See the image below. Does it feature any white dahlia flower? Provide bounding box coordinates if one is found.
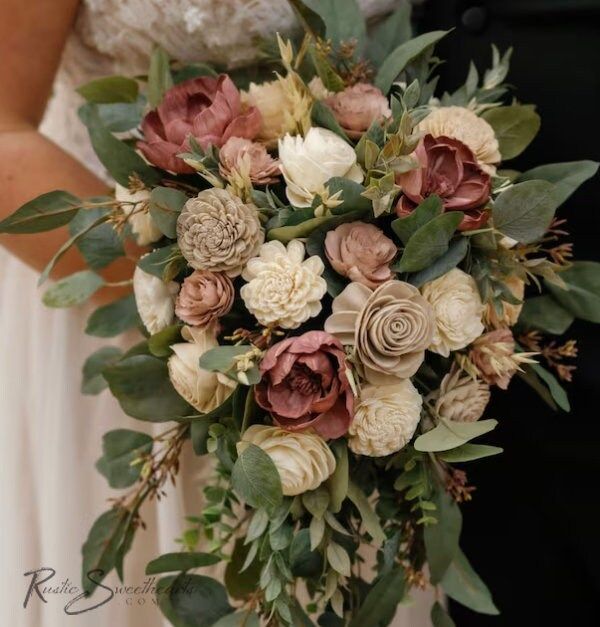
[133,263,179,335]
[115,183,163,246]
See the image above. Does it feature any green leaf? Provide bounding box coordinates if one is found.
[212,612,260,627]
[224,538,262,600]
[424,489,462,583]
[149,186,188,239]
[441,549,499,615]
[79,98,146,133]
[198,345,252,377]
[104,354,192,421]
[148,324,184,357]
[168,573,233,627]
[302,486,330,519]
[310,100,350,141]
[529,363,570,412]
[367,3,412,66]
[327,440,348,513]
[348,567,406,627]
[391,195,443,245]
[85,293,141,337]
[482,104,541,160]
[517,160,599,207]
[96,429,153,489]
[0,190,80,234]
[395,212,464,273]
[137,244,180,278]
[69,206,124,270]
[232,443,283,513]
[303,0,366,53]
[408,237,469,288]
[326,177,372,214]
[156,576,190,627]
[492,179,557,244]
[148,47,174,108]
[517,368,558,412]
[326,542,351,577]
[290,529,323,577]
[375,30,449,94]
[146,552,221,575]
[431,602,456,627]
[346,481,385,545]
[438,444,503,463]
[545,261,600,324]
[308,44,345,93]
[77,76,139,104]
[43,270,104,308]
[518,294,574,335]
[414,419,498,452]
[288,0,326,38]
[81,104,161,187]
[81,346,123,395]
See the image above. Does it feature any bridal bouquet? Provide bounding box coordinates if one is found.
[2,1,598,625]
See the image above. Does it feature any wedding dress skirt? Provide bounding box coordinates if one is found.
[0,1,434,625]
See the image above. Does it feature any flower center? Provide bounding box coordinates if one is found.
[288,364,321,395]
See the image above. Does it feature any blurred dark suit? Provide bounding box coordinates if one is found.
[415,1,600,624]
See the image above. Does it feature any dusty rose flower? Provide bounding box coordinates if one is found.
[175,270,234,329]
[325,84,391,139]
[138,75,262,174]
[325,221,396,289]
[218,137,280,185]
[469,328,520,390]
[255,331,354,440]
[396,134,491,231]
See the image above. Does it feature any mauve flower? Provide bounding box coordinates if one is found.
[325,83,391,139]
[255,331,354,440]
[219,137,280,185]
[175,270,234,329]
[396,134,491,231]
[138,75,262,174]
[325,221,397,289]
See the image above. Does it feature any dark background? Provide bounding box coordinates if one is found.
[414,1,600,624]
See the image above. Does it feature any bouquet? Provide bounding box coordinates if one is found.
[2,1,598,625]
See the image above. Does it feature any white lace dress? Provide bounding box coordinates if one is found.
[0,1,434,625]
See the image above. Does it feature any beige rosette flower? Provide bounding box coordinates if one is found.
[133,264,179,334]
[115,183,162,246]
[241,240,327,329]
[175,270,234,328]
[434,368,490,422]
[484,275,525,328]
[238,425,336,496]
[279,127,363,207]
[325,281,435,383]
[325,221,397,289]
[218,137,280,186]
[176,188,264,277]
[349,381,422,457]
[420,268,485,357]
[416,106,501,174]
[168,326,236,413]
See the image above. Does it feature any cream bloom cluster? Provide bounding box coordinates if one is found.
[279,127,363,207]
[241,240,327,329]
[133,264,179,334]
[115,183,162,246]
[435,368,490,422]
[420,268,485,357]
[349,381,422,457]
[167,327,236,413]
[238,425,336,496]
[416,106,501,174]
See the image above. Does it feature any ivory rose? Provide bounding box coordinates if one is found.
[325,281,435,383]
[278,127,363,207]
[175,270,234,329]
[138,75,262,173]
[133,264,179,335]
[115,184,162,246]
[435,368,490,422]
[396,134,491,231]
[420,268,485,357]
[254,331,354,440]
[218,137,280,185]
[349,381,422,457]
[238,425,336,496]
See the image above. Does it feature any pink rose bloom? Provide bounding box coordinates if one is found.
[219,137,280,185]
[175,270,234,328]
[138,75,262,174]
[325,83,391,139]
[325,221,396,289]
[396,134,491,231]
[469,328,517,390]
[255,331,354,439]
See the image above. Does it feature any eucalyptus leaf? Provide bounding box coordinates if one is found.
[483,104,541,160]
[348,567,406,627]
[225,538,262,599]
[43,270,105,308]
[438,444,503,463]
[148,47,174,108]
[391,195,443,245]
[326,177,372,214]
[302,486,330,519]
[347,482,385,545]
[149,187,188,239]
[77,76,139,104]
[424,489,462,583]
[302,0,366,53]
[86,293,141,337]
[79,98,145,133]
[545,261,600,324]
[198,345,252,377]
[212,612,259,627]
[69,206,124,270]
[414,419,498,452]
[0,190,80,234]
[169,573,233,627]
[408,237,469,288]
[326,542,351,577]
[310,100,350,141]
[517,294,574,335]
[529,363,570,412]
[81,346,123,395]
[327,440,348,513]
[367,3,412,66]
[146,552,221,575]
[290,529,323,577]
[148,324,184,357]
[431,602,456,627]
[138,244,180,279]
[288,0,326,38]
[96,429,153,489]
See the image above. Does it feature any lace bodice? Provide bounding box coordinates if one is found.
[41,0,398,177]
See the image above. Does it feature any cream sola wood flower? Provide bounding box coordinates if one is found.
[238,425,336,496]
[115,183,162,246]
[133,263,179,334]
[240,240,327,329]
[434,367,491,422]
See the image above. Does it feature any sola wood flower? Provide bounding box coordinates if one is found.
[238,425,336,496]
[396,134,491,231]
[168,326,236,413]
[435,368,490,422]
[177,188,263,277]
[420,268,485,357]
[115,184,162,246]
[325,281,435,383]
[349,381,422,457]
[324,221,397,289]
[240,240,327,329]
[133,263,179,335]
[255,331,354,440]
[218,137,280,185]
[138,75,262,174]
[175,270,234,329]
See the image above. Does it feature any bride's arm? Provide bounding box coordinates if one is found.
[0,0,133,289]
